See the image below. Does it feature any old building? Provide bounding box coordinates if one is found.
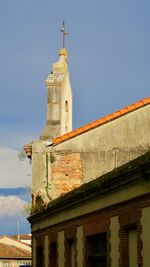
[25,96,150,202]
[24,45,150,267]
[28,151,150,267]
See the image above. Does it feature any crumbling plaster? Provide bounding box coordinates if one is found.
[31,104,150,200]
[52,105,150,181]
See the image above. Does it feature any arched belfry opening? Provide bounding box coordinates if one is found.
[65,100,68,112]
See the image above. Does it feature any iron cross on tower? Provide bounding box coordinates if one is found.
[61,21,68,48]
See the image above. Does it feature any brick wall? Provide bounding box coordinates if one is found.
[33,194,150,267]
[52,152,84,197]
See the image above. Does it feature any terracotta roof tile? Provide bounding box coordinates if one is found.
[0,243,31,259]
[53,96,150,145]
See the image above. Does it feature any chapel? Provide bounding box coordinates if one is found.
[24,31,150,267]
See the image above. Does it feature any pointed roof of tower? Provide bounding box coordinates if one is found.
[45,48,68,86]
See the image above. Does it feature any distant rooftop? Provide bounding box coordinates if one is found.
[0,243,31,259]
[11,234,31,241]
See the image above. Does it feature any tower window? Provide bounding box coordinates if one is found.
[65,101,68,112]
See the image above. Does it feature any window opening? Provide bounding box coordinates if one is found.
[65,101,68,112]
[66,239,75,267]
[49,242,57,267]
[87,233,107,267]
[36,245,43,267]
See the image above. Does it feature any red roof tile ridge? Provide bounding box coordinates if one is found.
[53,96,150,145]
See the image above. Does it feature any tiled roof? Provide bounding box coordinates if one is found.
[0,243,31,259]
[53,96,150,145]
[0,235,31,252]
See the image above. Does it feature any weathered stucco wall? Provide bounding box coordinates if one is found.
[32,141,47,197]
[55,105,150,151]
[60,71,72,134]
[40,48,72,140]
[31,178,150,232]
[110,216,120,267]
[30,152,150,267]
[32,104,150,199]
[53,105,150,182]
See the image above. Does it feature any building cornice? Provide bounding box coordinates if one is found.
[28,151,150,224]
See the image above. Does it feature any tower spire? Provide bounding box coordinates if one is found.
[60,21,68,48]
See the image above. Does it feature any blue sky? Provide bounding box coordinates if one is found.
[0,0,150,235]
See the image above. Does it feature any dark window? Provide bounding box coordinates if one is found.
[66,239,75,267]
[36,245,43,267]
[87,233,107,267]
[49,242,57,267]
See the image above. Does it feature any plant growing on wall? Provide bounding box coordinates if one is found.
[44,181,52,201]
[50,152,55,163]
[44,181,51,194]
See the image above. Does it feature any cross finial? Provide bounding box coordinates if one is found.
[60,21,68,48]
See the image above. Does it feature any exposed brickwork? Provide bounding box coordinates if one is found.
[52,152,84,197]
[33,194,150,267]
[118,197,150,267]
[119,227,128,267]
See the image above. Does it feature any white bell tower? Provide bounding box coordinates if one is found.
[40,47,72,140]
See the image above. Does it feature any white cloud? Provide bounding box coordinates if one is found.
[0,147,31,188]
[0,196,27,217]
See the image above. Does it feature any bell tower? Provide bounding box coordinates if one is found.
[24,23,73,204]
[40,47,72,140]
